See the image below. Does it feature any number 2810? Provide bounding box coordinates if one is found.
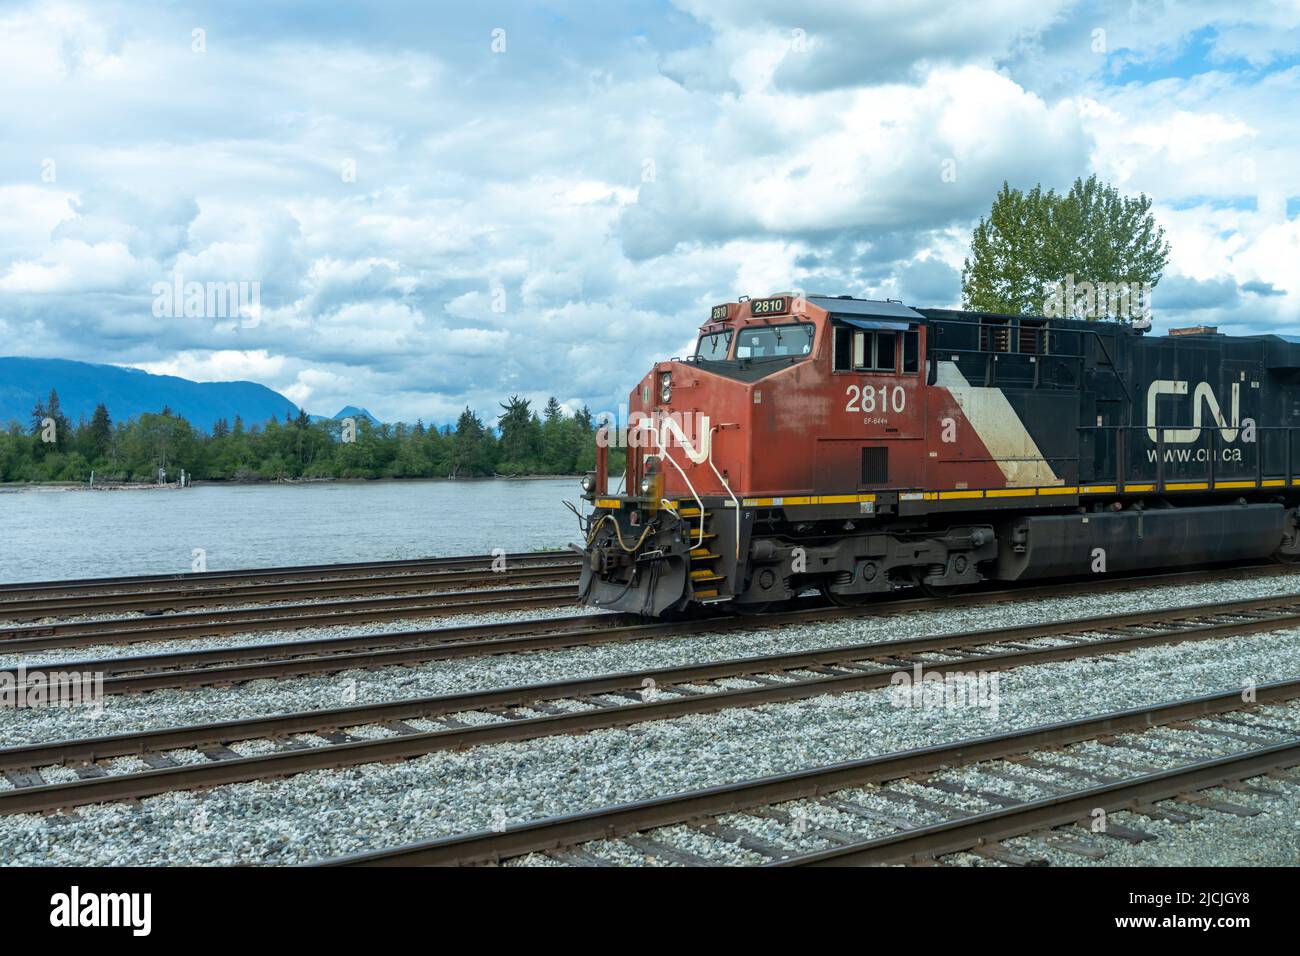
[846,384,905,414]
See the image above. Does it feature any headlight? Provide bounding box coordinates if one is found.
[581,475,594,493]
[640,476,654,496]
[660,372,672,403]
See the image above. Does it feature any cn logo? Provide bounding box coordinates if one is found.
[1146,380,1240,443]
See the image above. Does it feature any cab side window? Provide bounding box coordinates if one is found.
[902,330,919,372]
[833,325,920,373]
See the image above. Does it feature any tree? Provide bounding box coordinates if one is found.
[30,387,70,452]
[451,408,489,477]
[3,393,608,483]
[961,175,1171,320]
[497,395,537,470]
[86,403,113,461]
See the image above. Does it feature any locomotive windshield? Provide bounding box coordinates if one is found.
[734,322,815,360]
[695,329,732,361]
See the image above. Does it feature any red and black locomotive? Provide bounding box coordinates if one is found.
[577,294,1300,616]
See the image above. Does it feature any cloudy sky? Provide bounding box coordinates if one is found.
[2,0,1298,424]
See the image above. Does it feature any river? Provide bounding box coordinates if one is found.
[0,479,588,583]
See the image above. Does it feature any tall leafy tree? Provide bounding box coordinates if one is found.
[961,175,1171,320]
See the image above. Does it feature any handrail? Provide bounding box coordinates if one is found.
[638,419,706,551]
[1078,423,1300,493]
[705,424,742,560]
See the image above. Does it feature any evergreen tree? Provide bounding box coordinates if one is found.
[87,403,113,460]
[452,407,488,477]
[497,395,535,467]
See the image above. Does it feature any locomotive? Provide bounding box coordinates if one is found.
[576,293,1300,616]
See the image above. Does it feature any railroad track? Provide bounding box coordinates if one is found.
[0,549,576,601]
[3,560,1293,657]
[9,570,1300,697]
[5,591,1300,815]
[0,561,580,621]
[0,583,583,650]
[318,680,1300,866]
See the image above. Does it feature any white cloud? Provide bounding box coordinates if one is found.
[0,0,1297,422]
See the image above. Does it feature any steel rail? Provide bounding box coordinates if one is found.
[0,565,579,620]
[5,564,1294,660]
[318,678,1300,866]
[0,549,576,599]
[2,560,1289,651]
[783,741,1300,866]
[13,588,1300,697]
[5,599,1300,814]
[0,584,583,651]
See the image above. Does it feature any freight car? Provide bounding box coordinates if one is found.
[576,294,1300,616]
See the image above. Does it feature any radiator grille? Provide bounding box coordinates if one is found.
[861,446,888,485]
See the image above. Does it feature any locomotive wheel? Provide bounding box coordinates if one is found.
[910,567,967,599]
[1275,549,1300,565]
[726,601,775,616]
[819,583,876,608]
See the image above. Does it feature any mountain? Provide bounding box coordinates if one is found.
[333,405,380,426]
[0,356,299,431]
[307,406,380,426]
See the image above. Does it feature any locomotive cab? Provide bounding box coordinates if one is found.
[577,293,956,615]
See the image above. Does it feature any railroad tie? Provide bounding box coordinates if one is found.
[691,821,793,860]
[1175,723,1280,746]
[1128,803,1201,824]
[1038,833,1107,860]
[545,847,616,867]
[382,721,424,736]
[920,778,1023,808]
[973,765,1075,795]
[619,834,712,867]
[1093,820,1158,843]
[815,796,917,831]
[1212,714,1300,736]
[1172,792,1259,817]
[869,785,974,819]
[748,807,862,846]
[1222,779,1287,797]
[1010,758,1124,786]
[3,769,45,789]
[199,745,243,761]
[968,842,1048,867]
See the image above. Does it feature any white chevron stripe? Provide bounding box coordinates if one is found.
[936,361,1061,487]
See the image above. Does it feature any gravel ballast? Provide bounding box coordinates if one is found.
[4,606,1300,865]
[5,573,1300,749]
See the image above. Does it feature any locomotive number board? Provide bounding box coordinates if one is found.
[710,304,729,321]
[749,296,788,316]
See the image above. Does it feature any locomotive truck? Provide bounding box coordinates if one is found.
[576,293,1300,616]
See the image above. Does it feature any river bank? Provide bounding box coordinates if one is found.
[0,473,587,493]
